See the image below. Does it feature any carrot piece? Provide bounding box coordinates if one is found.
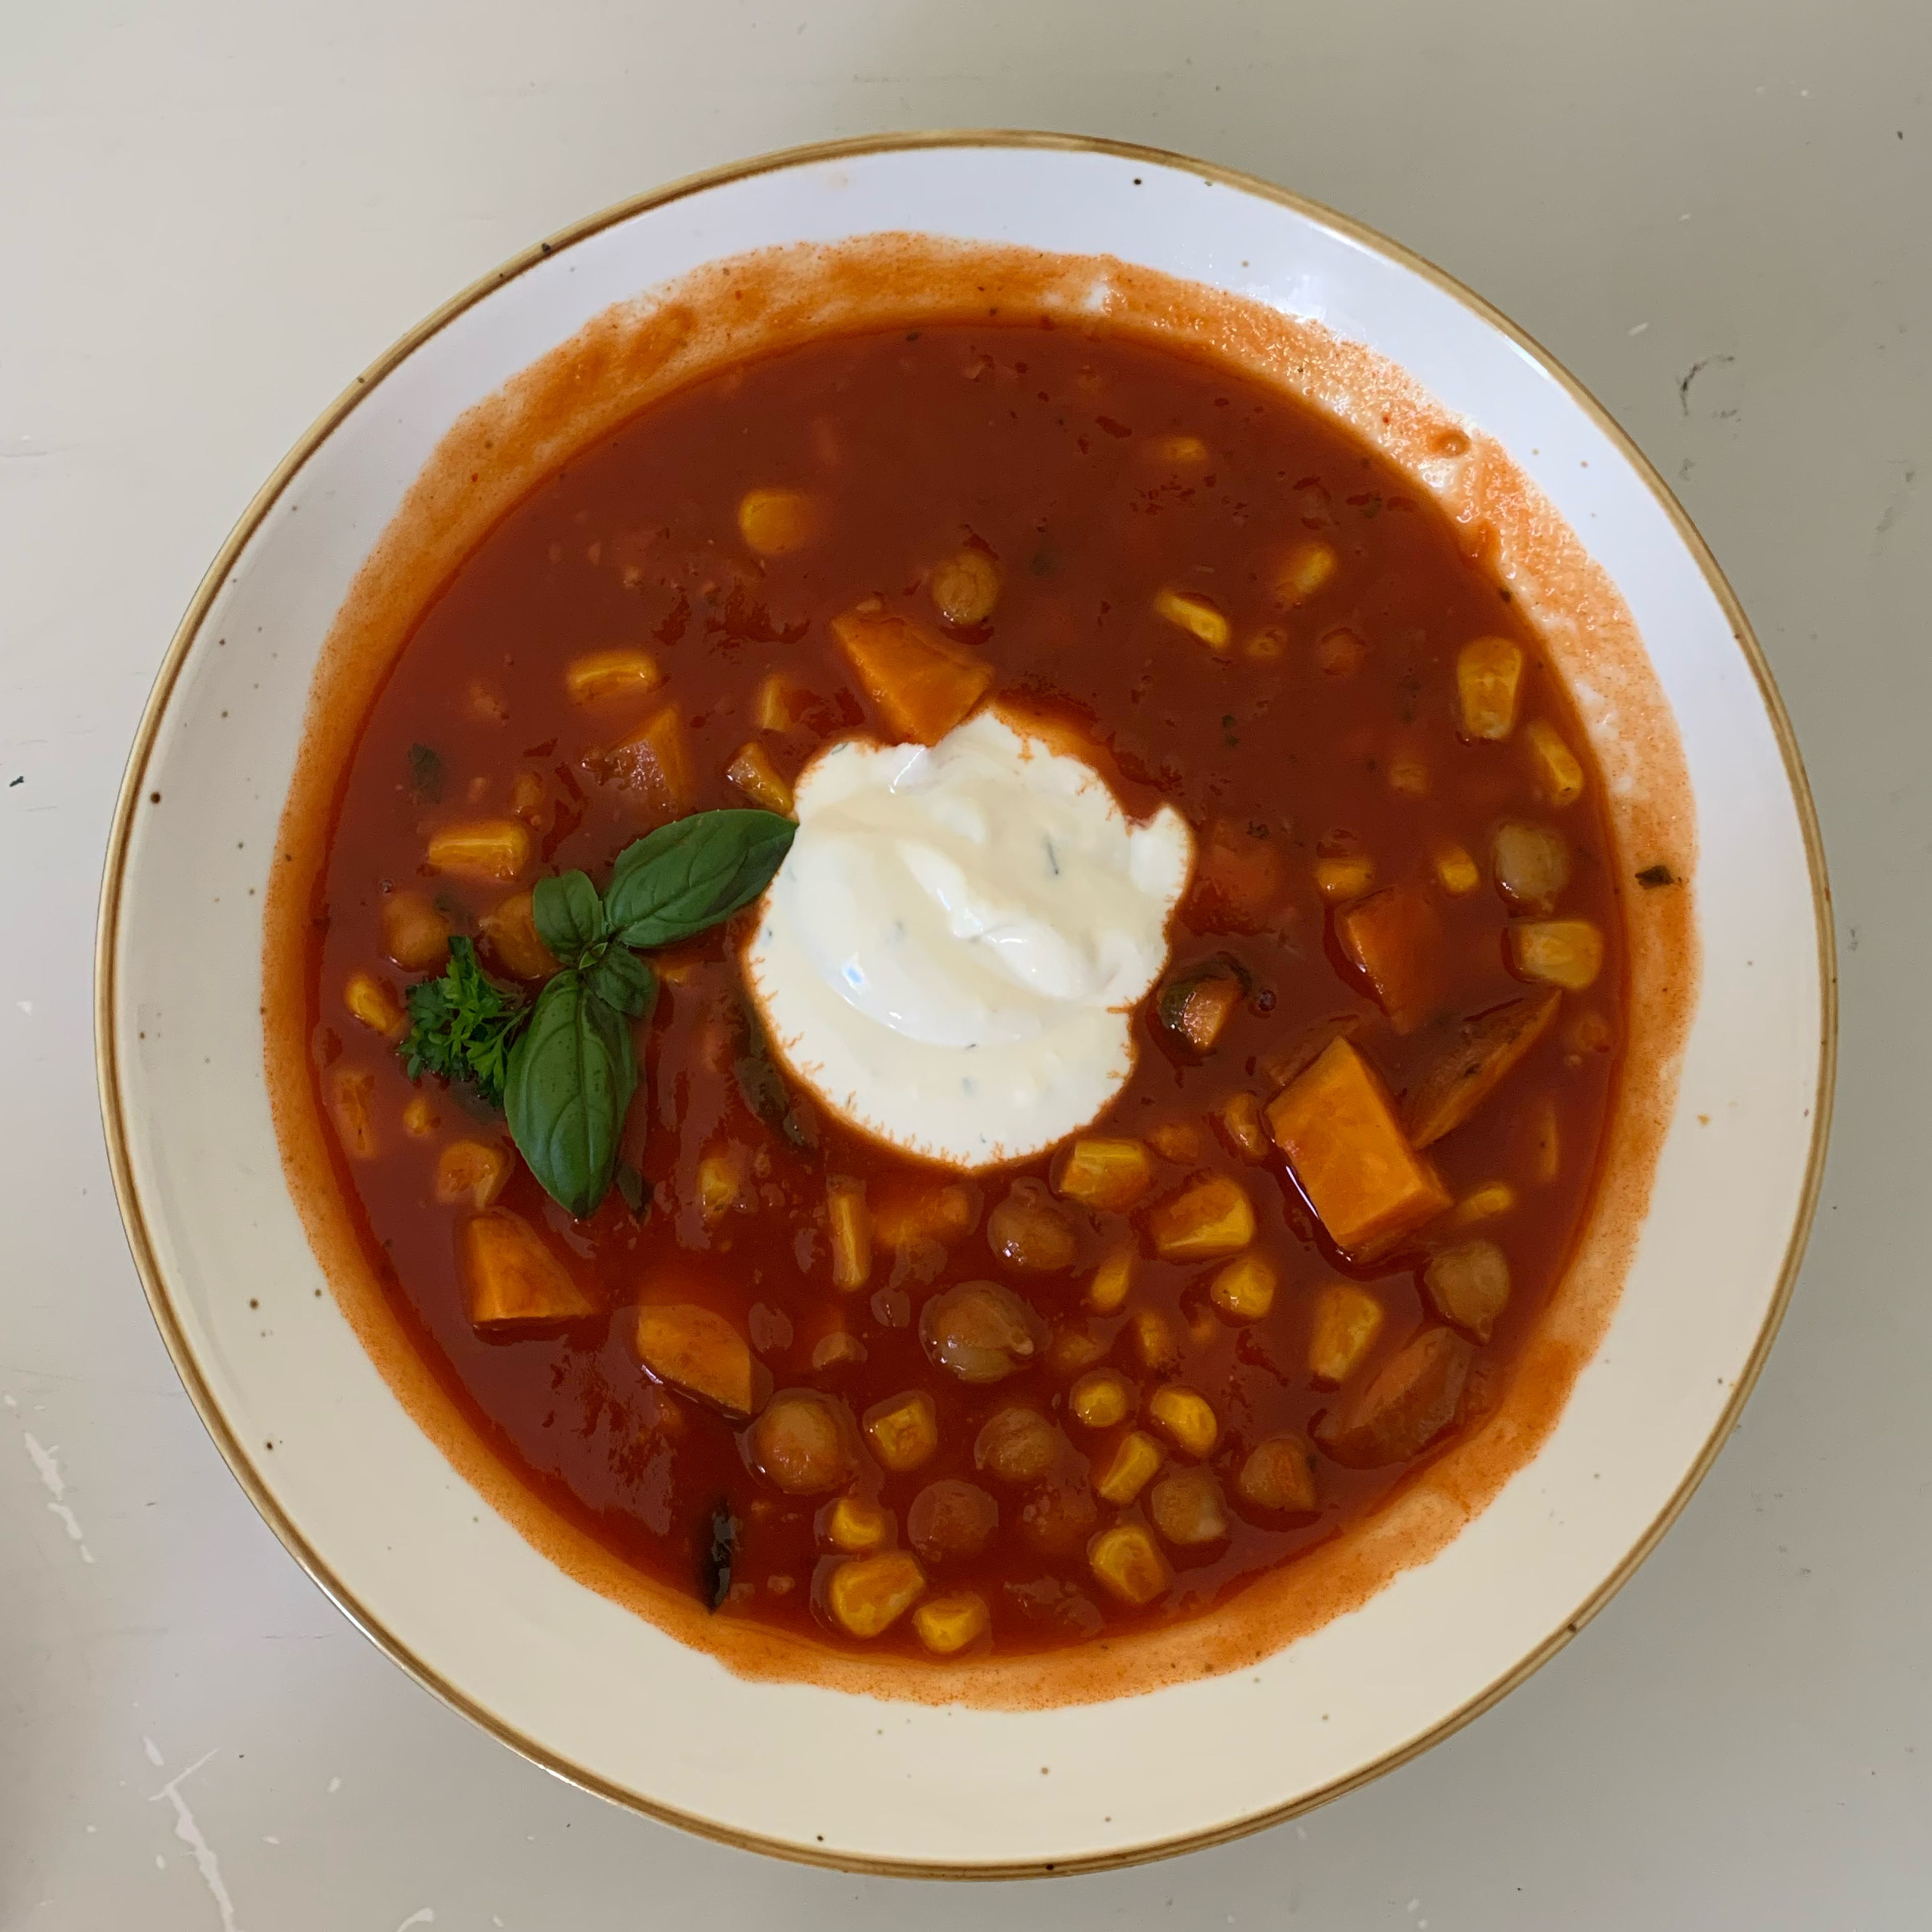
[1265,1037,1451,1255]
[1402,992,1561,1149]
[1335,883,1445,1034]
[830,608,993,745]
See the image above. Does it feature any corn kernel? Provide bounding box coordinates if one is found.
[1128,1307,1180,1373]
[1149,1176,1256,1261]
[825,1550,924,1638]
[1308,1282,1385,1386]
[824,1493,891,1554]
[1146,1119,1209,1165]
[508,768,545,824]
[1069,1370,1136,1429]
[1153,587,1231,652]
[1146,432,1210,467]
[565,648,663,706]
[1055,1136,1156,1212]
[1209,1253,1277,1323]
[329,1068,378,1160]
[344,970,405,1039]
[737,486,826,557]
[1147,1385,1219,1458]
[1433,842,1481,897]
[1093,1430,1165,1505]
[1510,918,1604,990]
[1088,1523,1171,1606]
[754,673,813,732]
[1449,1182,1517,1229]
[865,1391,938,1472]
[425,819,530,883]
[401,1093,440,1138]
[698,1150,749,1222]
[1218,1092,1270,1163]
[1316,626,1366,678]
[1315,854,1377,902]
[382,891,451,972]
[1526,719,1586,806]
[727,741,794,816]
[1244,624,1289,663]
[435,1139,510,1210]
[1388,753,1430,798]
[1458,636,1524,740]
[1086,1249,1135,1315]
[1046,1325,1108,1377]
[914,1591,990,1655]
[827,1176,871,1290]
[1275,539,1339,605]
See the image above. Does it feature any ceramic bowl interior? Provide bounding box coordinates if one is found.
[98,134,1830,1875]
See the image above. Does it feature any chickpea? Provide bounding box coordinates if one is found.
[749,1391,853,1496]
[986,1178,1079,1274]
[920,1279,1041,1384]
[974,1406,1061,1486]
[908,1480,999,1564]
[929,544,1001,626]
[1149,1467,1231,1547]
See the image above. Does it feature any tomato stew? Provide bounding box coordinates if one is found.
[307,321,1625,1657]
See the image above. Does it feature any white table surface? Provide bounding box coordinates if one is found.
[4,2,1924,1924]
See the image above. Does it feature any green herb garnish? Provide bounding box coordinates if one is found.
[399,936,527,1107]
[395,808,796,1218]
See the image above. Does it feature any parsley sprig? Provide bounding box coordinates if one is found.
[398,936,527,1108]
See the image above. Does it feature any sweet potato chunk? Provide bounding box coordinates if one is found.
[1315,1326,1473,1468]
[634,1302,759,1416]
[1267,1038,1451,1255]
[464,1209,597,1333]
[1403,992,1561,1149]
[831,608,993,745]
[1335,883,1445,1034]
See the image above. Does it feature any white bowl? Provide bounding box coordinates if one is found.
[97,133,1833,1875]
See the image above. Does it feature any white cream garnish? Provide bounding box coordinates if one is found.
[743,710,1193,1167]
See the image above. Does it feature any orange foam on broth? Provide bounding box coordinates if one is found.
[264,234,1697,1710]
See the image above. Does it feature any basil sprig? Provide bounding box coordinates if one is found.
[397,807,795,1219]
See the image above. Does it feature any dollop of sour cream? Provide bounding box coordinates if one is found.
[743,710,1194,1167]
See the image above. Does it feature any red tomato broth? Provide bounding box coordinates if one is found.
[307,319,1625,1657]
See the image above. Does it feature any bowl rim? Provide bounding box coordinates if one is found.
[93,127,1837,1878]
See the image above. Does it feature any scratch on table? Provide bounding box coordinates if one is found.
[148,1746,243,1932]
[393,1912,436,1931]
[22,1428,94,1561]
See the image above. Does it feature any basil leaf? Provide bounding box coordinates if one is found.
[587,943,658,1019]
[504,971,636,1218]
[533,869,606,965]
[604,810,796,949]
